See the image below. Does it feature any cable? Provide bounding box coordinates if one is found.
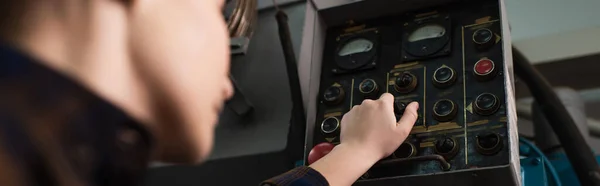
[275,7,307,167]
[520,138,562,186]
[513,47,600,186]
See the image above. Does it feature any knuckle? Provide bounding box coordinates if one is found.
[361,99,375,105]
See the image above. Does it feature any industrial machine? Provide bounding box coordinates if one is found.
[298,0,519,185]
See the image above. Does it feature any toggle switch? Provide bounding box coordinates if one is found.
[394,72,418,93]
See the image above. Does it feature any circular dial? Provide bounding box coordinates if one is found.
[335,38,377,71]
[476,133,503,155]
[474,93,500,116]
[338,38,374,56]
[408,24,446,42]
[323,86,345,105]
[359,79,379,97]
[433,66,457,88]
[472,28,495,50]
[321,117,340,134]
[433,99,458,122]
[394,142,417,158]
[394,72,418,93]
[435,137,459,159]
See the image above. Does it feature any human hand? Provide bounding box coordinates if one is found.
[339,93,419,162]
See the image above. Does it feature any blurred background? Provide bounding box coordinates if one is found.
[145,0,600,185]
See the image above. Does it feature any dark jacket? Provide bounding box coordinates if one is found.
[0,45,327,186]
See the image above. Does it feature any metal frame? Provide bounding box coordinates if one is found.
[297,0,521,185]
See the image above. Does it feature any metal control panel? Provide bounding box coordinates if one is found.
[301,0,520,185]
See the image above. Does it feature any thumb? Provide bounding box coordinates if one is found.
[396,102,419,135]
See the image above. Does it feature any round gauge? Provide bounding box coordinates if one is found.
[338,38,374,56]
[408,24,446,42]
[403,23,450,57]
[335,37,377,71]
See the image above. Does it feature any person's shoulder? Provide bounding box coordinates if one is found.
[0,44,154,186]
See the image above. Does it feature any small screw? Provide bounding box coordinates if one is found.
[371,62,376,66]
[421,46,428,51]
[403,56,408,59]
[332,69,338,73]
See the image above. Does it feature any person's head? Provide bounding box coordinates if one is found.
[0,0,233,163]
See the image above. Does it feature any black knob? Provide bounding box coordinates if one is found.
[321,117,340,134]
[394,100,407,115]
[394,142,417,158]
[394,100,408,122]
[473,28,495,50]
[433,66,457,88]
[433,99,458,122]
[474,93,500,116]
[435,137,459,159]
[323,85,345,105]
[359,79,379,98]
[476,133,503,155]
[394,72,418,93]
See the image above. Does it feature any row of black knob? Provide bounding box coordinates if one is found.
[392,133,503,159]
[323,59,497,106]
[393,93,500,122]
[323,94,499,131]
[323,93,499,133]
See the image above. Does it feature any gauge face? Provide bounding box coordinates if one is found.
[408,24,446,42]
[335,36,377,71]
[338,38,374,56]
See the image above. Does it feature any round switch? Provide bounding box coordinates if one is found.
[473,59,497,81]
[433,66,457,88]
[435,137,459,159]
[433,99,458,122]
[476,133,503,155]
[308,142,335,165]
[474,93,500,116]
[323,85,345,105]
[394,100,407,115]
[359,79,379,97]
[321,117,340,134]
[473,28,495,50]
[394,72,418,93]
[394,142,417,159]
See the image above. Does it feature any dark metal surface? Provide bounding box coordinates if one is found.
[304,0,519,184]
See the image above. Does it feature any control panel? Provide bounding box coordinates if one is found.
[304,1,516,183]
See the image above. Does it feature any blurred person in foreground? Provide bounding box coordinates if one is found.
[0,0,419,185]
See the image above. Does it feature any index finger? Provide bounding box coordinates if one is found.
[396,102,419,134]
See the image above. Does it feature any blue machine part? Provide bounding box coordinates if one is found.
[520,138,600,186]
[520,138,561,186]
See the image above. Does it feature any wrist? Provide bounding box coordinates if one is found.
[333,143,381,166]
